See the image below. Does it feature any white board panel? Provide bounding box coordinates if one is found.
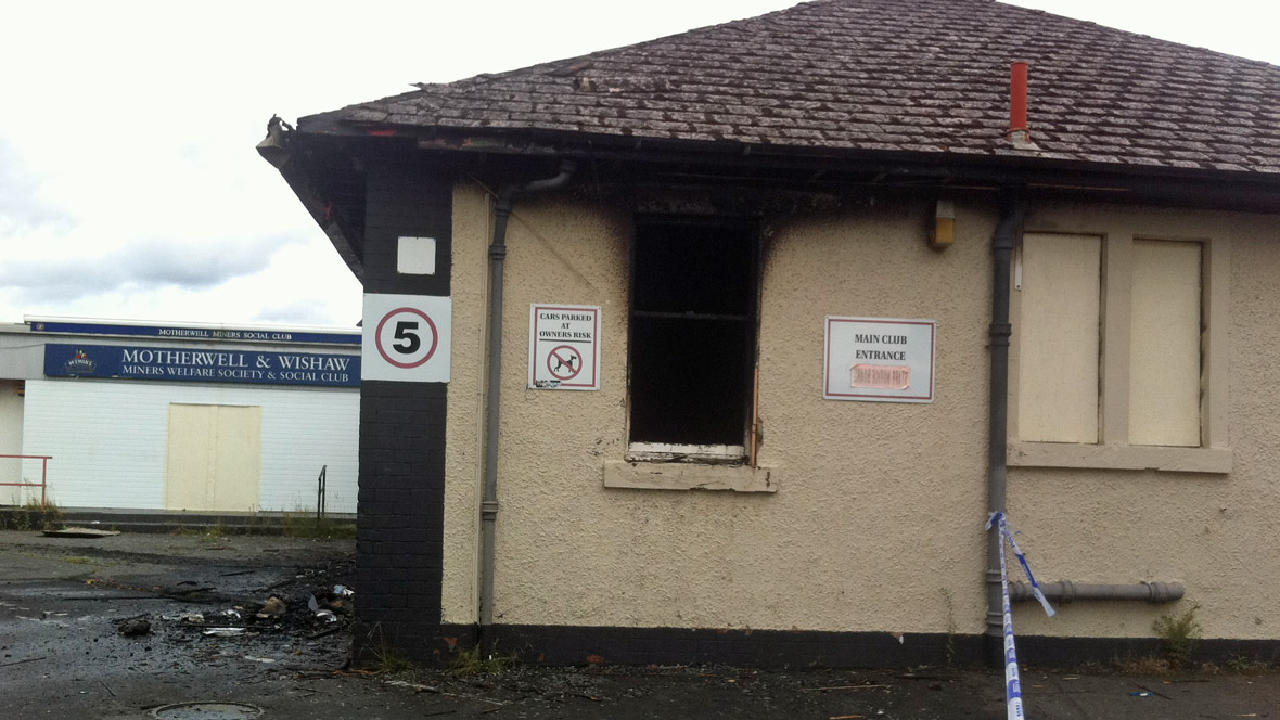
[21,380,358,512]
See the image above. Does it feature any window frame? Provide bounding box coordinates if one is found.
[1008,219,1230,474]
[623,214,763,464]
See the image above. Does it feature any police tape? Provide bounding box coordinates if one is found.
[986,512,1055,720]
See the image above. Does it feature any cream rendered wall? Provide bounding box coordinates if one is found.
[442,183,491,623]
[444,185,994,634]
[444,188,1280,642]
[749,199,993,634]
[1011,204,1280,642]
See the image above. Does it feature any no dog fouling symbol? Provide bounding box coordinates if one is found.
[547,345,582,380]
[527,304,599,390]
[374,307,438,369]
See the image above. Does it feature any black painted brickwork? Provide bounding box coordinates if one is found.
[356,161,451,636]
[362,162,451,297]
[355,623,979,669]
[488,626,981,669]
[361,622,1280,669]
[356,381,447,624]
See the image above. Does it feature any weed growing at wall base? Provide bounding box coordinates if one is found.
[940,587,958,667]
[1154,604,1202,669]
[282,511,357,539]
[0,500,64,531]
[448,645,517,676]
[359,622,419,675]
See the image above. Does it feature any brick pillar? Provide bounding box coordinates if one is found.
[354,163,458,658]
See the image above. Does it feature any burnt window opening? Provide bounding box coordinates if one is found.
[628,218,758,450]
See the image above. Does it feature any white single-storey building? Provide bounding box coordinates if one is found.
[0,318,360,514]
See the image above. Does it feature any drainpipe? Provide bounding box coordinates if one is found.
[986,187,1024,667]
[479,160,577,636]
[1011,581,1184,604]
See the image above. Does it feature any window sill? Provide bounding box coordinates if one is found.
[625,442,745,463]
[1008,441,1232,474]
[602,460,778,492]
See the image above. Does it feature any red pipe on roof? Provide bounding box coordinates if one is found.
[1010,62,1028,137]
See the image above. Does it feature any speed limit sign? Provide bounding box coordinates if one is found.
[362,293,451,382]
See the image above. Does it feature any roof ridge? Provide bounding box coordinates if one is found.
[406,0,1279,93]
[408,1,812,93]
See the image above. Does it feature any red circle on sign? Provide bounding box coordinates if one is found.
[374,307,438,369]
[546,345,583,380]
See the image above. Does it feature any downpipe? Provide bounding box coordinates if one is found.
[478,160,576,638]
[986,187,1024,667]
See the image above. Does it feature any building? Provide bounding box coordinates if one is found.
[259,0,1280,666]
[0,318,360,515]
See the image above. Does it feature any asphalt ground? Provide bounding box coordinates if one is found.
[1,529,1276,719]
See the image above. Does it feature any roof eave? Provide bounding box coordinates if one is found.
[300,115,1280,187]
[267,120,1280,273]
[406,124,1280,213]
[257,122,366,281]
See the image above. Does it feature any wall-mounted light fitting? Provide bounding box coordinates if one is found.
[930,199,956,249]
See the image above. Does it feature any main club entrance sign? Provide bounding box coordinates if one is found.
[362,293,452,382]
[528,304,600,390]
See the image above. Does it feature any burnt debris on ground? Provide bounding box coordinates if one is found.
[97,561,357,654]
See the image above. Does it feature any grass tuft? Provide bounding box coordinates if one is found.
[1153,604,1202,669]
[0,500,64,531]
[448,645,517,676]
[282,512,357,539]
[371,649,417,674]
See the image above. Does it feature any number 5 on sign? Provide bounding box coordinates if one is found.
[362,293,451,382]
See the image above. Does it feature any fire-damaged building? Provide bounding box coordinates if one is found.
[258,0,1280,666]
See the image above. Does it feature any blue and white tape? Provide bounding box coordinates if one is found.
[986,512,1055,720]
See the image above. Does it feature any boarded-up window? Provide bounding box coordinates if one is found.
[1128,241,1202,447]
[1018,233,1101,443]
[165,403,262,511]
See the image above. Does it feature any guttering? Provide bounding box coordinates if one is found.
[479,160,577,635]
[986,187,1024,667]
[409,130,1280,214]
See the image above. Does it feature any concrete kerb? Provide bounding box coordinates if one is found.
[0,506,357,535]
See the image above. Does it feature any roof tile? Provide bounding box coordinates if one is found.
[306,0,1280,175]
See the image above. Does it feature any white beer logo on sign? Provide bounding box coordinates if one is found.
[362,293,451,383]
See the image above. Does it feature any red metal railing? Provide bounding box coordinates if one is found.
[0,454,51,506]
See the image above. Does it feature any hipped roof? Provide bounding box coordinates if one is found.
[301,0,1280,176]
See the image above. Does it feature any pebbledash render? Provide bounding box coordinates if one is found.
[259,0,1280,666]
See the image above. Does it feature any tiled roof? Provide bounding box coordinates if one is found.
[307,0,1280,175]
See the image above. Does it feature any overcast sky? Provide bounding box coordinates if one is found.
[2,0,1276,329]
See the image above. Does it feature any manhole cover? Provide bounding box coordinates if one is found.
[150,703,262,720]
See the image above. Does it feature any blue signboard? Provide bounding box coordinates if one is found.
[29,320,360,345]
[44,344,360,388]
